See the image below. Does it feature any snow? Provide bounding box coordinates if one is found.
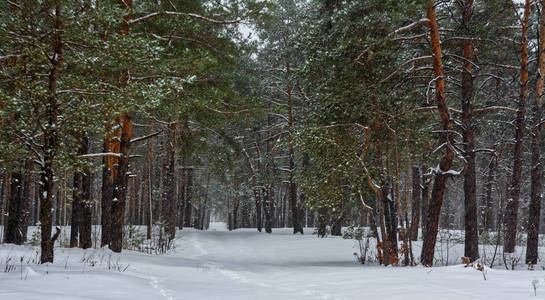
[0,223,544,299]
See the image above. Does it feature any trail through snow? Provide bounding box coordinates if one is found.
[0,223,543,299]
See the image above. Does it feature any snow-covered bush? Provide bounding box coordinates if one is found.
[343,225,371,264]
[123,224,147,252]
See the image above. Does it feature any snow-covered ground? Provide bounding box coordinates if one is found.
[0,223,543,299]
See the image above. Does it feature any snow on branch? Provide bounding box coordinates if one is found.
[358,192,373,211]
[473,106,517,114]
[355,18,429,63]
[128,9,260,26]
[389,18,430,37]
[380,56,432,84]
[79,152,121,159]
[130,130,162,144]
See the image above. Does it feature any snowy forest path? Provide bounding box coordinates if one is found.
[1,224,543,299]
[180,226,342,299]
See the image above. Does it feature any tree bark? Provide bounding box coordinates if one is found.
[70,168,82,247]
[145,121,154,239]
[421,0,455,267]
[40,0,63,263]
[100,123,115,247]
[5,172,24,244]
[165,122,178,239]
[459,0,479,263]
[286,59,303,235]
[482,154,496,232]
[410,165,421,241]
[109,114,133,252]
[263,186,272,233]
[183,168,193,227]
[421,166,430,238]
[317,207,327,238]
[21,160,32,241]
[504,0,530,254]
[526,0,545,265]
[254,187,262,232]
[80,136,92,249]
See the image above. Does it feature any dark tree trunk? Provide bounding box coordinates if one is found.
[254,187,262,232]
[5,172,24,244]
[80,137,92,249]
[421,1,455,267]
[109,114,132,253]
[100,131,113,247]
[80,171,92,249]
[459,0,479,263]
[376,183,388,265]
[482,155,496,232]
[526,0,544,265]
[264,186,272,233]
[40,1,62,263]
[331,212,343,236]
[0,173,6,239]
[145,122,154,239]
[183,168,193,227]
[129,176,136,227]
[421,166,430,238]
[504,0,530,254]
[165,122,178,240]
[21,160,32,241]
[317,207,327,237]
[181,168,187,227]
[232,200,239,230]
[386,185,398,258]
[410,166,421,241]
[270,184,276,229]
[289,181,303,234]
[286,58,303,235]
[0,174,7,240]
[70,169,82,248]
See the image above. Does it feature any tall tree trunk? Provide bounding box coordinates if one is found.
[165,122,178,239]
[183,168,193,227]
[286,59,303,235]
[70,168,82,247]
[482,154,496,232]
[21,160,31,242]
[387,185,398,259]
[80,136,92,249]
[410,166,421,241]
[40,0,63,263]
[181,168,186,227]
[5,172,24,244]
[421,0,455,267]
[101,120,120,247]
[254,187,262,232]
[263,187,272,233]
[101,122,117,247]
[109,114,133,253]
[526,0,545,265]
[145,122,154,239]
[269,183,276,229]
[459,0,479,263]
[317,207,327,238]
[199,171,210,230]
[504,0,530,255]
[232,168,238,230]
[0,173,8,241]
[421,166,430,238]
